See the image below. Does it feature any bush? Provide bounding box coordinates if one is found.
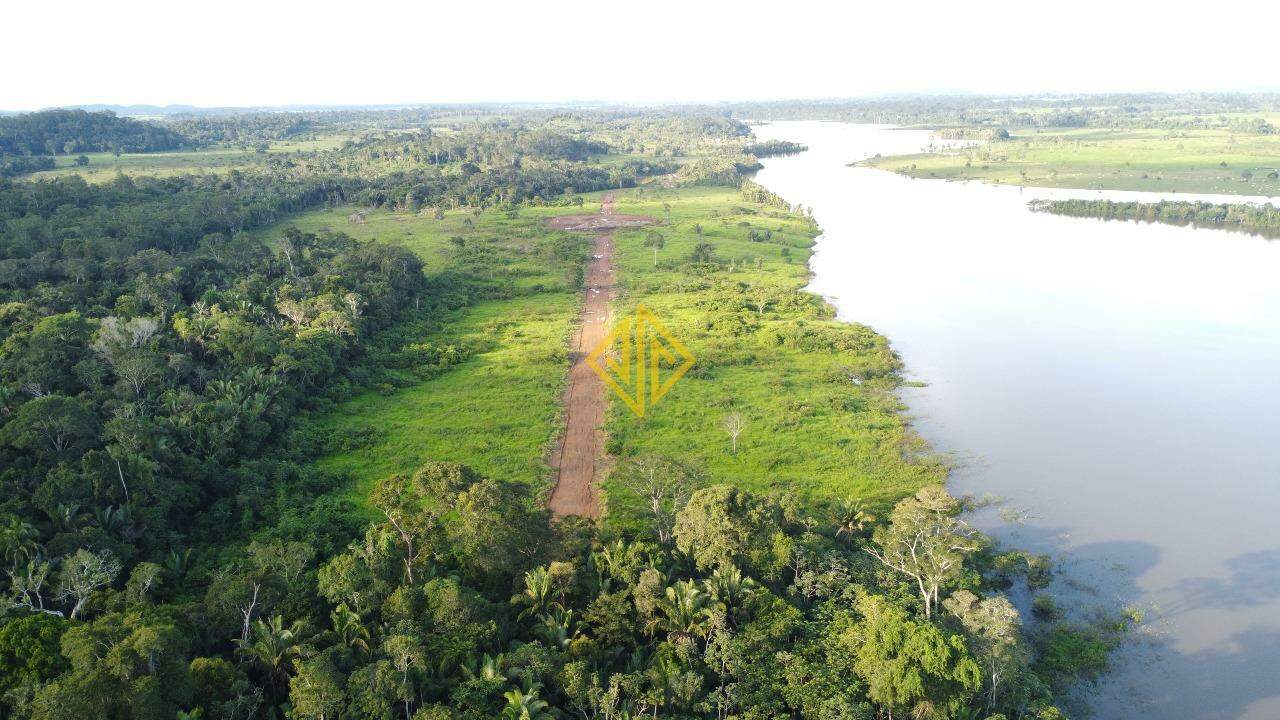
[1031,594,1061,621]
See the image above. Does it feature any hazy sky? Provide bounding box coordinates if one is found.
[6,0,1279,110]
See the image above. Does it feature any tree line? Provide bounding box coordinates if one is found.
[0,110,190,157]
[1030,198,1280,237]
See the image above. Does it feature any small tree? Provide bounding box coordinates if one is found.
[125,562,164,605]
[943,589,1027,711]
[369,474,434,585]
[847,593,982,717]
[7,559,55,615]
[236,615,308,700]
[721,413,746,455]
[383,634,425,720]
[290,655,345,720]
[750,285,771,316]
[613,455,695,544]
[643,231,665,266]
[56,549,121,619]
[689,242,718,264]
[0,395,98,457]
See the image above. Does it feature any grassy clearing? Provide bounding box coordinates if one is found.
[864,126,1280,195]
[249,200,588,288]
[255,199,601,504]
[284,184,942,524]
[600,185,944,528]
[313,293,575,503]
[26,134,357,182]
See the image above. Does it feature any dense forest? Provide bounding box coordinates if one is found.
[0,108,1110,720]
[0,110,190,156]
[0,156,54,179]
[163,114,318,147]
[1030,198,1280,237]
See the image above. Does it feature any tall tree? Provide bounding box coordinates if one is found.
[866,487,983,619]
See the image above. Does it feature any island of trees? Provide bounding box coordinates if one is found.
[1030,198,1280,237]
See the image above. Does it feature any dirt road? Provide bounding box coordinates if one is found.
[546,195,653,517]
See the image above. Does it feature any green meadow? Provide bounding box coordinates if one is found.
[866,126,1280,195]
[283,184,942,523]
[265,200,594,503]
[600,186,944,527]
[312,292,575,503]
[27,134,357,182]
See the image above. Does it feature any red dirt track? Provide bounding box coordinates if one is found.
[546,195,655,518]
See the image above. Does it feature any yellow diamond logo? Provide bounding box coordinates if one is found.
[587,304,695,417]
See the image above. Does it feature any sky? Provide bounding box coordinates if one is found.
[5,0,1280,110]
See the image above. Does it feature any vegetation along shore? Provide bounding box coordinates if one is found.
[1030,198,1280,237]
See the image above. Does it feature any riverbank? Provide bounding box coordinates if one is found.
[861,125,1280,196]
[755,120,1280,719]
[599,184,942,522]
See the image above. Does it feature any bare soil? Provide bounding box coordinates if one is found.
[546,194,655,518]
[545,214,655,232]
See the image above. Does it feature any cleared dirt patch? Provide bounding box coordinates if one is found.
[547,195,655,518]
[546,214,655,232]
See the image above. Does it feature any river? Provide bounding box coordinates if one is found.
[752,122,1280,719]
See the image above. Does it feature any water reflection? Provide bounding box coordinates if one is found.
[752,122,1280,719]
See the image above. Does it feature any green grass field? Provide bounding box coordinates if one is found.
[249,201,588,288]
[27,134,357,183]
[261,199,594,504]
[600,186,944,527]
[280,183,941,526]
[865,126,1280,195]
[314,293,575,503]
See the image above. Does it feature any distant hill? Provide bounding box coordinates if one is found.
[0,108,191,155]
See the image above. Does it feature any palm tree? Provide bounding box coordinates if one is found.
[516,566,558,620]
[535,606,579,650]
[704,565,758,626]
[833,497,876,539]
[49,503,81,533]
[645,580,712,643]
[461,652,506,682]
[329,603,369,654]
[236,615,308,699]
[501,684,552,720]
[589,540,639,593]
[163,547,191,578]
[92,505,130,535]
[0,516,39,568]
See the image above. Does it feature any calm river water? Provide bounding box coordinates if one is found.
[752,122,1280,719]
